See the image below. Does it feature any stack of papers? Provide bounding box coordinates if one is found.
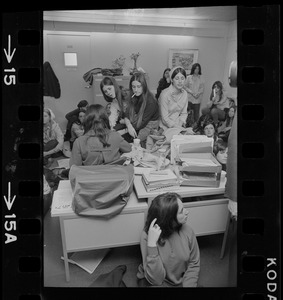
[142,169,179,192]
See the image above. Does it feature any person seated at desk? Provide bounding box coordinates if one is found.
[70,104,132,167]
[137,192,200,287]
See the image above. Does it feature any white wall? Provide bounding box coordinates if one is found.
[44,21,237,131]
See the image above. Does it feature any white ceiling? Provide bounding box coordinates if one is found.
[44,6,237,28]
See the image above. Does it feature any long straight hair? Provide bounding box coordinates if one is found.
[128,72,155,129]
[83,104,111,147]
[144,193,183,246]
[100,76,124,117]
[190,63,202,75]
[225,105,236,127]
[210,81,224,101]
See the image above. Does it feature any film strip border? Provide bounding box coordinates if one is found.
[1,6,280,300]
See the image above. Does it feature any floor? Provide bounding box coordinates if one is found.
[43,207,233,288]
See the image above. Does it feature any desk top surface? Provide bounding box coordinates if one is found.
[134,171,226,200]
[51,180,148,218]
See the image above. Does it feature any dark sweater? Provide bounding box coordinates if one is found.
[130,94,159,130]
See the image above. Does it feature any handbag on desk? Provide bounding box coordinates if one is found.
[69,164,134,218]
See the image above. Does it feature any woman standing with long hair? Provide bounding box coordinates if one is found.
[183,63,205,123]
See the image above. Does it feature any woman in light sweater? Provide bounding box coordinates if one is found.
[137,192,200,287]
[159,66,194,135]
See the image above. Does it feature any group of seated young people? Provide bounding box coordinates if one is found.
[43,64,236,179]
[43,64,237,287]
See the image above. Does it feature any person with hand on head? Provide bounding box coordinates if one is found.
[70,104,131,167]
[155,68,171,100]
[159,66,194,135]
[201,81,229,128]
[123,72,159,147]
[137,192,200,287]
[183,63,205,123]
[64,100,89,141]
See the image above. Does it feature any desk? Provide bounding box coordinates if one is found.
[51,180,148,282]
[134,171,229,237]
[51,172,228,281]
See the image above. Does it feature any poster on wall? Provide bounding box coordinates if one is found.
[168,49,199,74]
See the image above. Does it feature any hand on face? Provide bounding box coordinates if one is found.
[147,218,162,247]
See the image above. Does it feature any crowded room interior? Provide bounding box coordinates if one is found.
[43,6,238,288]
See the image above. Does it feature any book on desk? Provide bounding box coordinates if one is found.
[141,169,179,192]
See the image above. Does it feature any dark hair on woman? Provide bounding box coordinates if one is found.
[77,100,89,108]
[170,67,187,80]
[224,105,237,127]
[128,72,155,129]
[83,104,111,147]
[210,81,224,101]
[190,63,202,75]
[215,138,227,152]
[202,120,218,141]
[144,193,183,246]
[162,68,171,78]
[100,77,124,117]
